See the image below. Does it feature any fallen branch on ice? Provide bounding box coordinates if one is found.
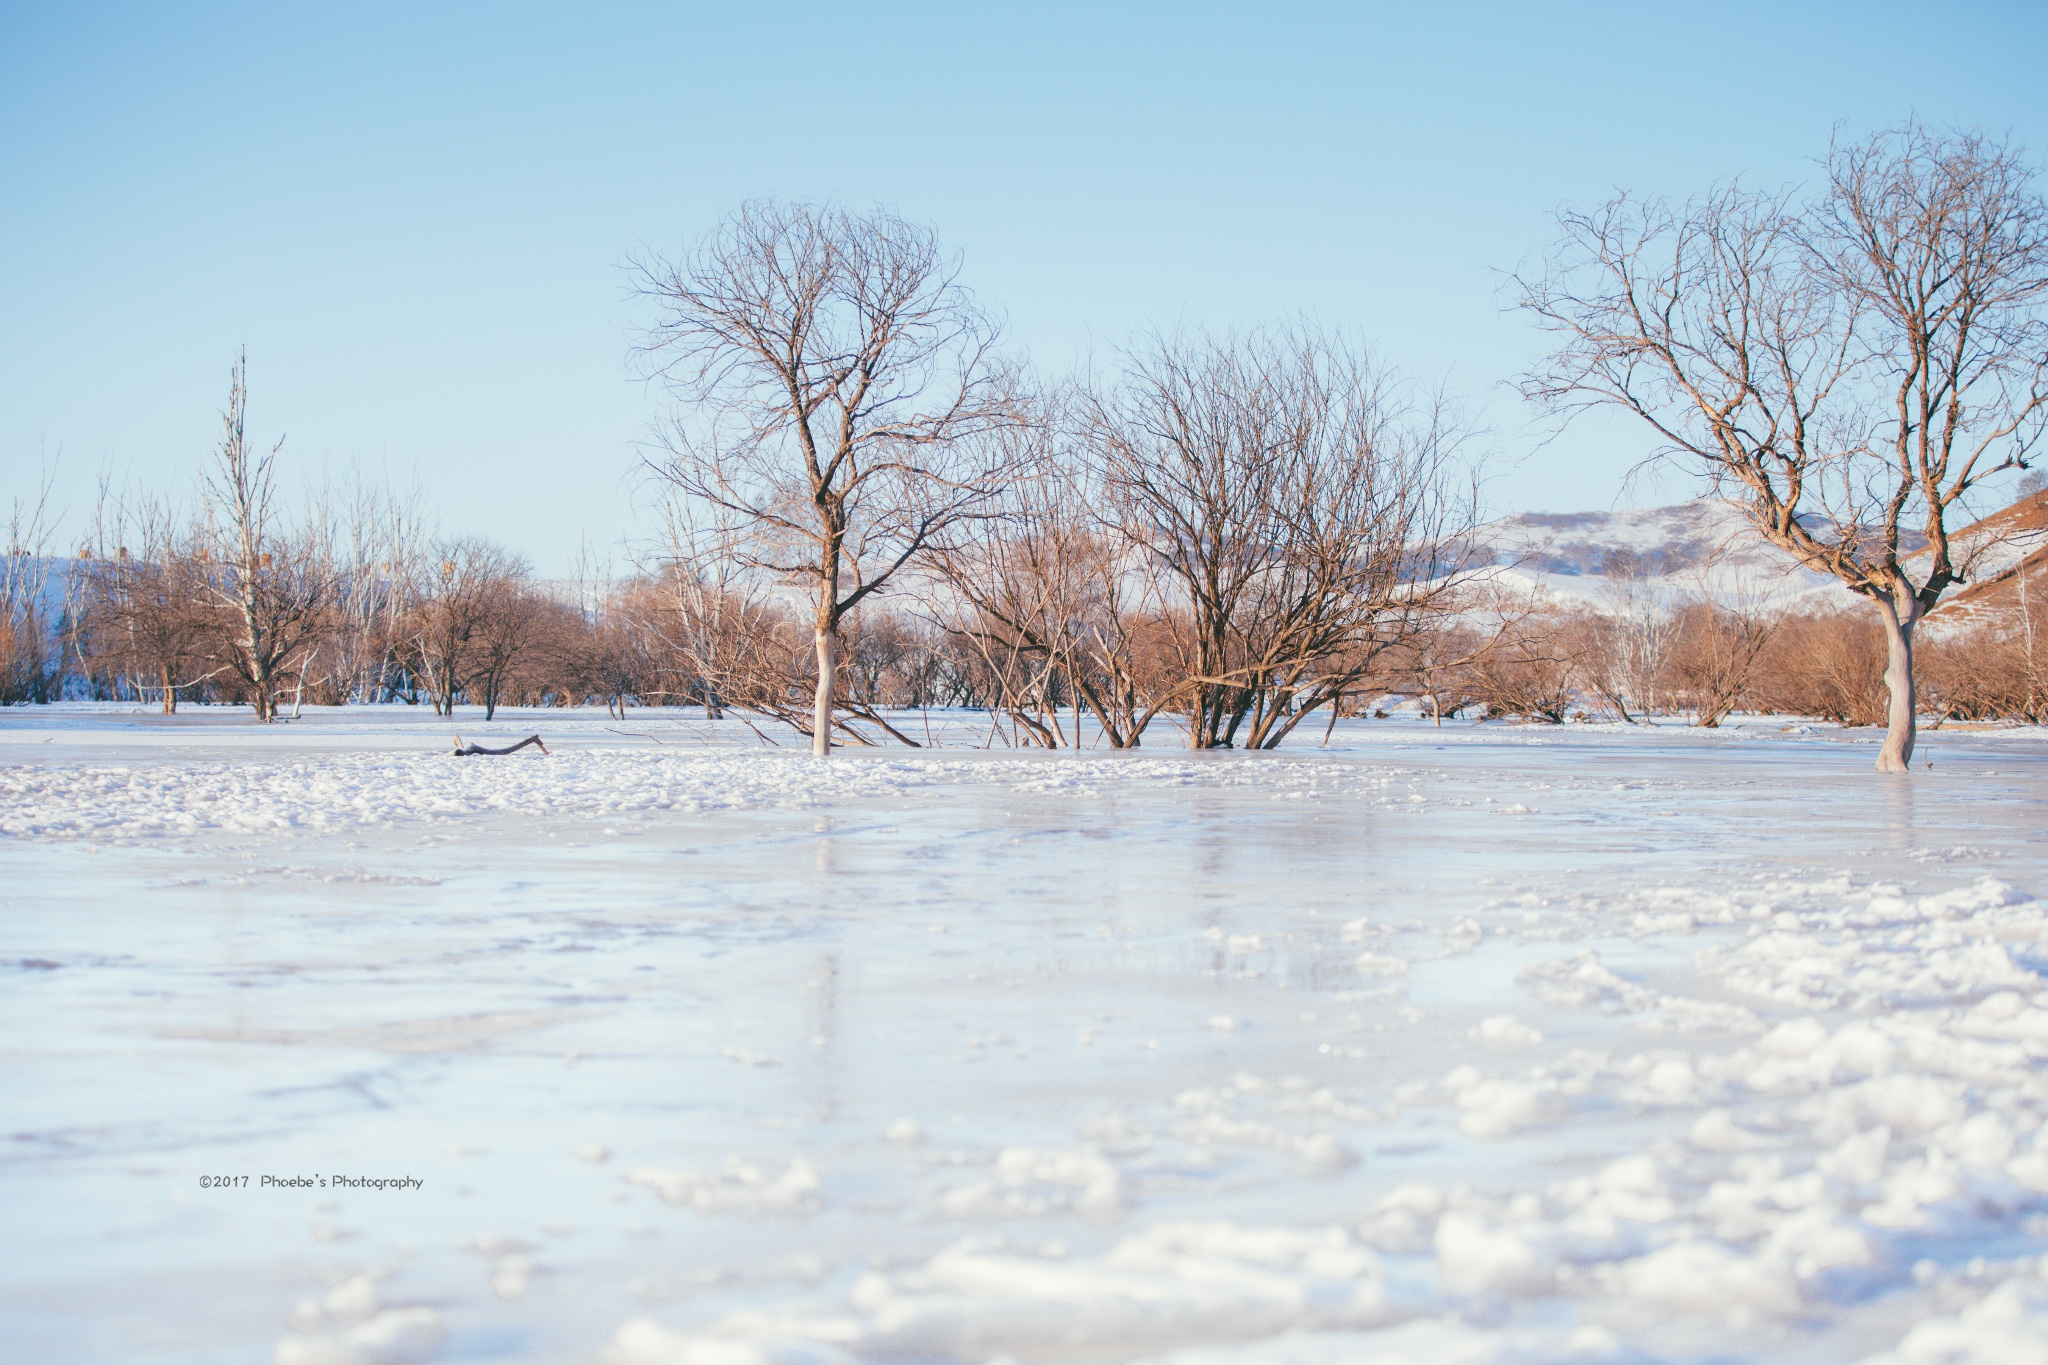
[451,734,548,757]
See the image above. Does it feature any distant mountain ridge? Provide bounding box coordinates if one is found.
[1468,499,1846,611]
[1464,496,2048,620]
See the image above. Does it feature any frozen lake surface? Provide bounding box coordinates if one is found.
[3,706,2047,1365]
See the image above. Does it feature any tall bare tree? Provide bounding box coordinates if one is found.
[1,468,62,705]
[635,200,1020,755]
[1592,550,1677,723]
[1519,122,2048,771]
[195,353,329,722]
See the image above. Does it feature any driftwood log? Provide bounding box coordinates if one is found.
[452,734,548,757]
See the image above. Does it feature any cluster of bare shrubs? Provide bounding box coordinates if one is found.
[1422,581,2046,728]
[1377,597,1772,727]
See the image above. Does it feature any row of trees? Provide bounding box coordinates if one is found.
[30,360,626,719]
[31,488,2048,734]
[7,121,2045,768]
[631,202,1485,753]
[1415,585,2047,729]
[645,325,1476,751]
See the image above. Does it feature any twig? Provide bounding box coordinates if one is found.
[604,726,664,744]
[731,712,780,747]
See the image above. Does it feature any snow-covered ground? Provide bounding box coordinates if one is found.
[3,704,2047,1365]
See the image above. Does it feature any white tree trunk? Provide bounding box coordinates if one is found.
[813,628,836,757]
[1874,591,1921,773]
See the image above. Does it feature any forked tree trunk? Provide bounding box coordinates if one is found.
[1873,590,1921,773]
[812,628,836,757]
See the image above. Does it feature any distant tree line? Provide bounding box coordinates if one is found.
[10,482,2042,733]
[1397,538,2047,728]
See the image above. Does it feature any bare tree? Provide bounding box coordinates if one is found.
[194,353,329,721]
[1669,595,1781,727]
[923,414,1178,748]
[1082,327,1474,748]
[462,577,547,721]
[634,199,1021,755]
[652,500,758,722]
[79,494,211,711]
[406,539,529,716]
[1465,608,1588,724]
[2,467,62,705]
[1394,614,1493,727]
[1519,121,2048,771]
[329,471,428,704]
[1593,549,1678,722]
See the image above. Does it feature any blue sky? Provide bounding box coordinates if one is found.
[4,2,2045,574]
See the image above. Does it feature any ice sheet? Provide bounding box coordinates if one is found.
[2,705,2046,1364]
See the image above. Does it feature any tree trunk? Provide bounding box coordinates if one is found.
[160,663,176,714]
[812,628,836,757]
[247,641,273,720]
[1874,590,1920,773]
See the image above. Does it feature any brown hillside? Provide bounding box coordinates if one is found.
[1924,490,2048,629]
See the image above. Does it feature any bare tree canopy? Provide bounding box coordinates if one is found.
[633,199,1022,755]
[921,406,1174,749]
[1082,326,1475,748]
[406,539,536,720]
[194,353,330,722]
[1,470,62,704]
[1518,120,2048,771]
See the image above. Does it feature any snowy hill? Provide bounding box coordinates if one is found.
[1465,492,2048,622]
[1466,499,1850,613]
[1919,490,2048,631]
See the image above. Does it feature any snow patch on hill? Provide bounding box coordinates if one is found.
[1469,500,1848,614]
